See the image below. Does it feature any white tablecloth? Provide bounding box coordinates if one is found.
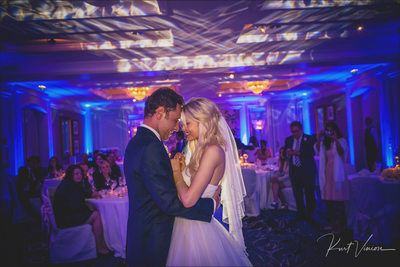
[242,166,277,211]
[86,195,129,258]
[347,173,400,246]
[255,169,275,210]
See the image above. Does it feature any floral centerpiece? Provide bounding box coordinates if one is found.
[380,156,400,181]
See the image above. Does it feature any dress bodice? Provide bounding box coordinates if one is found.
[182,169,218,198]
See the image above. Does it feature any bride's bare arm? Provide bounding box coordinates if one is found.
[172,145,224,208]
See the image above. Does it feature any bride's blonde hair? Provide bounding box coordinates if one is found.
[181,97,225,177]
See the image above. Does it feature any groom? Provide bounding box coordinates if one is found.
[124,88,218,267]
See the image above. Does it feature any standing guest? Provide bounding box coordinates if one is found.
[106,153,122,178]
[255,140,273,165]
[93,160,118,191]
[47,156,64,179]
[315,122,349,233]
[270,147,291,209]
[364,117,379,172]
[53,165,110,255]
[284,121,317,222]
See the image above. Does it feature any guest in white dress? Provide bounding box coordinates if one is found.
[167,97,252,266]
[315,121,349,234]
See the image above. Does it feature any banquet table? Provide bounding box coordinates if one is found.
[242,165,278,211]
[86,193,129,258]
[255,168,276,210]
[346,172,400,246]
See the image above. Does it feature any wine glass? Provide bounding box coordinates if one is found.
[111,180,117,191]
[243,153,248,164]
[119,176,126,187]
[105,179,111,189]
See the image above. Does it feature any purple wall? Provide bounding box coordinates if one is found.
[309,93,348,140]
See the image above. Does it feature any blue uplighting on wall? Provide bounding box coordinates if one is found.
[378,86,396,167]
[302,99,311,135]
[46,101,54,158]
[345,89,355,165]
[83,108,93,154]
[240,105,249,145]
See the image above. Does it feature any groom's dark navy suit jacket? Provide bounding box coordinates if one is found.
[124,127,214,267]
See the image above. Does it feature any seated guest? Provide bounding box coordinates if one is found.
[111,148,122,162]
[53,165,111,255]
[79,162,97,197]
[106,152,122,178]
[93,153,107,172]
[255,139,273,165]
[231,129,244,151]
[93,160,119,191]
[243,136,259,163]
[47,156,64,179]
[16,155,47,219]
[81,153,95,168]
[270,147,291,209]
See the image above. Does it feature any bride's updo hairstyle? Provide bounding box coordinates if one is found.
[182,97,225,177]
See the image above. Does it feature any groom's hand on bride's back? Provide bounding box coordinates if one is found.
[212,185,222,212]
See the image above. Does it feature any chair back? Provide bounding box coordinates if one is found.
[7,177,19,207]
[42,188,59,232]
[241,168,257,195]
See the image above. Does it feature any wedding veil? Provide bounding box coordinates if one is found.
[218,116,248,253]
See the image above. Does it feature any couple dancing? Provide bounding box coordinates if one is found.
[124,88,252,266]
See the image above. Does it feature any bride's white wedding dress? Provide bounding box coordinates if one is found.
[166,170,252,266]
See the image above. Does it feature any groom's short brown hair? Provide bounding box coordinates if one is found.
[144,87,184,117]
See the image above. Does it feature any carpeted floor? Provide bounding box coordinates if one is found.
[1,199,399,267]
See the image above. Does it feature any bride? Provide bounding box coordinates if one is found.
[167,97,252,266]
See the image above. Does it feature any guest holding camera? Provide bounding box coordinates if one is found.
[315,121,349,234]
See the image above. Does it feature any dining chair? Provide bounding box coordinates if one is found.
[241,168,260,217]
[41,188,97,264]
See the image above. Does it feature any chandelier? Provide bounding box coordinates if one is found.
[245,81,272,95]
[127,87,150,101]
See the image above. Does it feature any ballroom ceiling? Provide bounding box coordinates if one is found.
[1,0,399,104]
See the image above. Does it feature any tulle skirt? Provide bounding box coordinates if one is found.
[166,217,252,266]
